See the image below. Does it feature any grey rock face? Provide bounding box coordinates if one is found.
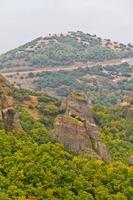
[52,115,92,154]
[98,142,111,162]
[52,92,110,161]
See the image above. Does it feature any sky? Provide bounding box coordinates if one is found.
[0,0,133,53]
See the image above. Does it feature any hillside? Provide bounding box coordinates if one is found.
[4,62,133,104]
[34,62,133,100]
[0,32,133,199]
[0,31,133,103]
[0,31,133,71]
[0,74,132,199]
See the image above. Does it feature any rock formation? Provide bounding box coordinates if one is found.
[0,74,22,132]
[121,95,133,121]
[52,91,110,162]
[128,155,133,165]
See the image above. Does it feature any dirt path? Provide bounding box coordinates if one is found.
[1,58,133,76]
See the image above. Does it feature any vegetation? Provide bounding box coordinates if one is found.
[34,63,133,104]
[0,31,133,68]
[0,86,132,199]
[0,109,132,199]
[0,127,133,200]
[0,31,133,199]
[13,88,31,101]
[92,104,133,163]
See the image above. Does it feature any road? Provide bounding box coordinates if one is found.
[1,58,133,76]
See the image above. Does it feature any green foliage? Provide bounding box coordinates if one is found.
[39,116,54,128]
[37,104,58,115]
[0,87,133,199]
[92,104,133,162]
[13,88,30,101]
[0,118,132,199]
[34,63,133,103]
[17,106,50,144]
[0,131,132,200]
[37,95,57,104]
[0,106,133,200]
[0,98,132,199]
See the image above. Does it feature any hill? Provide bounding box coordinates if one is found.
[33,62,133,100]
[4,62,133,104]
[0,31,133,70]
[0,32,133,199]
[0,74,132,199]
[0,31,133,103]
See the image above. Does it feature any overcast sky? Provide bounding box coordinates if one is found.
[0,0,133,53]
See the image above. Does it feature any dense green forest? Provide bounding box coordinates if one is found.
[0,89,132,200]
[0,129,133,200]
[93,104,133,162]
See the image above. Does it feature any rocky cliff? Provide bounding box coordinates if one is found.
[52,92,110,162]
[0,74,22,132]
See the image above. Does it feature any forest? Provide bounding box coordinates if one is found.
[0,89,132,200]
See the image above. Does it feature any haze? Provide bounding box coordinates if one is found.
[0,0,133,53]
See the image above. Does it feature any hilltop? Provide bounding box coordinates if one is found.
[0,31,133,71]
